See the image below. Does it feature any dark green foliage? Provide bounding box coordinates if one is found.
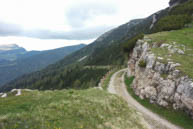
[170,0,193,15]
[86,34,144,66]
[125,76,135,92]
[153,15,192,32]
[86,44,126,66]
[169,0,189,6]
[123,34,144,53]
[138,60,146,68]
[153,0,193,32]
[1,65,108,92]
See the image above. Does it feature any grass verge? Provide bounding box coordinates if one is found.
[124,75,193,129]
[102,68,121,90]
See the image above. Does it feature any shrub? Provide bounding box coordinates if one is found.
[170,0,193,15]
[153,0,193,33]
[153,14,192,32]
[122,34,144,53]
[138,60,146,68]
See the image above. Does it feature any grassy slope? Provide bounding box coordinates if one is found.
[148,25,193,78]
[125,76,193,129]
[0,89,148,129]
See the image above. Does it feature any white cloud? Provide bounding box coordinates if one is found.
[0,36,94,51]
[0,0,169,50]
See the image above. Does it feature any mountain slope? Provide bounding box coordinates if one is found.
[0,44,85,87]
[0,44,28,61]
[2,0,191,92]
[0,4,170,92]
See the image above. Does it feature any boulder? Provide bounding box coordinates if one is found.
[1,93,7,98]
[157,99,168,107]
[144,86,157,98]
[145,54,155,69]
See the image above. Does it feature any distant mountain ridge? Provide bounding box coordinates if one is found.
[0,44,86,87]
[0,44,27,61]
[0,44,21,51]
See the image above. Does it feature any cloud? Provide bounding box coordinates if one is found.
[0,21,23,36]
[23,25,115,40]
[0,21,114,40]
[65,1,117,28]
[0,0,169,42]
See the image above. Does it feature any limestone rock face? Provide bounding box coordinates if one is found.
[128,38,193,118]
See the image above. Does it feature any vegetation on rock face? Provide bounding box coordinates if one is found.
[123,34,144,54]
[0,89,148,129]
[138,60,147,68]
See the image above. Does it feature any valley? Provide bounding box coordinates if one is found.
[0,44,85,87]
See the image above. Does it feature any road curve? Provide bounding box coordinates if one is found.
[108,69,182,129]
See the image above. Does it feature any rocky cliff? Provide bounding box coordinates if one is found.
[127,36,193,118]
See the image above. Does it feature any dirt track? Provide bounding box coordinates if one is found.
[108,69,182,129]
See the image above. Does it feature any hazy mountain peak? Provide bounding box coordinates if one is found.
[0,44,21,51]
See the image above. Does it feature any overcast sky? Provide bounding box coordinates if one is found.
[0,0,169,51]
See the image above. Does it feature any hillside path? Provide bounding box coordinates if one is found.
[108,69,182,129]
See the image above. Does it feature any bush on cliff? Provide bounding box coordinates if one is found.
[138,60,147,68]
[123,34,144,54]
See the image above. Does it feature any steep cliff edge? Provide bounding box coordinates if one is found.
[127,26,193,118]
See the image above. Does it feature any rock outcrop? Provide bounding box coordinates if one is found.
[0,89,32,98]
[127,38,193,118]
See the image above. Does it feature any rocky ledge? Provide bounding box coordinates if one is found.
[127,38,193,118]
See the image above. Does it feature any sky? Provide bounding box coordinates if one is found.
[0,0,169,51]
